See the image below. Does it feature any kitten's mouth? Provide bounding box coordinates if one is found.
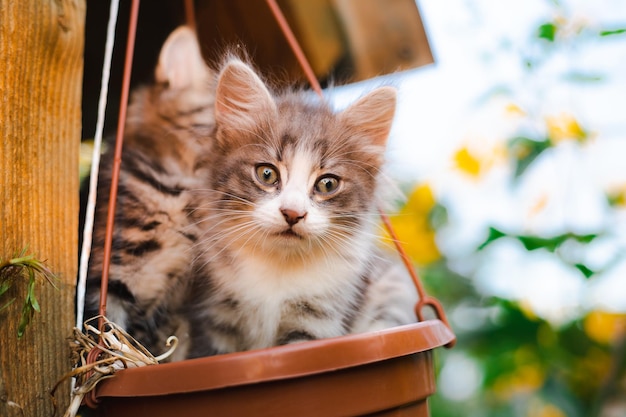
[277,229,303,239]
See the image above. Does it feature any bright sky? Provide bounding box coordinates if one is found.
[333,0,626,321]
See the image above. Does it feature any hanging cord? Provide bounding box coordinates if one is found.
[96,0,141,333]
[265,0,453,341]
[76,0,120,330]
[184,0,196,30]
[380,212,452,335]
[265,0,323,98]
[83,0,141,409]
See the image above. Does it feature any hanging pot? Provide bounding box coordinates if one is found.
[94,320,454,417]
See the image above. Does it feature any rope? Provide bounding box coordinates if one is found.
[184,0,196,30]
[265,0,323,97]
[97,0,141,332]
[76,0,121,329]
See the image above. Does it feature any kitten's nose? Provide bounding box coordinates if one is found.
[281,208,306,226]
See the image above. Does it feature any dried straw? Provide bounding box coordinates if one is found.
[52,316,177,417]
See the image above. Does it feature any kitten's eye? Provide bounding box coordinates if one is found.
[315,176,340,195]
[255,164,280,186]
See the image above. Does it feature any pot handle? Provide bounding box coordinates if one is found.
[380,210,455,347]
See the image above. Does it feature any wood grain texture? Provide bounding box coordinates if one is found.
[0,1,85,415]
[333,0,434,80]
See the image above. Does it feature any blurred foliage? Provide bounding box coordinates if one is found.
[507,113,592,179]
[389,1,626,416]
[423,280,625,417]
[507,136,552,179]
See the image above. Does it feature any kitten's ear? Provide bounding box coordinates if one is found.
[215,59,276,129]
[155,26,209,89]
[340,87,396,147]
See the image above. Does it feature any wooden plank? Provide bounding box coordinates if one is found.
[0,1,85,415]
[332,0,434,80]
[195,0,307,82]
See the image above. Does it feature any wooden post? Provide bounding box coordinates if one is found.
[0,1,85,416]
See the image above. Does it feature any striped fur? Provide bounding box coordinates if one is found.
[85,27,216,361]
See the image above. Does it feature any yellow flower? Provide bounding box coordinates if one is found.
[584,310,626,345]
[454,147,482,177]
[402,182,436,215]
[545,113,589,144]
[453,142,506,179]
[383,184,440,265]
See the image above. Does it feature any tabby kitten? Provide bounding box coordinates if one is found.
[85,27,216,361]
[86,26,418,361]
[188,45,418,355]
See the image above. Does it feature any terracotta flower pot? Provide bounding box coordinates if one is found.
[94,320,454,417]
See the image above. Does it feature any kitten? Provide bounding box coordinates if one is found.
[85,27,216,361]
[85,25,418,361]
[188,49,418,355]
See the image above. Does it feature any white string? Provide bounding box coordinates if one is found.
[76,0,120,329]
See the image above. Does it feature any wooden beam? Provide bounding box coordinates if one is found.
[0,1,84,415]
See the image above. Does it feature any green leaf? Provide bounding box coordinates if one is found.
[478,229,598,252]
[572,233,598,244]
[27,270,40,314]
[508,137,552,179]
[478,227,508,250]
[29,296,40,313]
[574,263,594,278]
[28,292,41,313]
[600,28,626,36]
[538,22,558,41]
[17,299,34,338]
[517,232,597,252]
[518,235,565,251]
[9,253,34,266]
